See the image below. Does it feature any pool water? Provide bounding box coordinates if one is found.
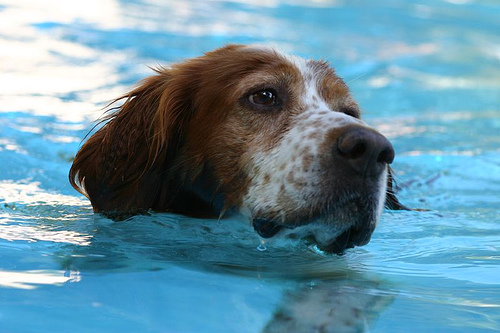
[1,0,499,332]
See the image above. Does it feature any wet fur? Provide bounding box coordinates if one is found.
[69,45,408,221]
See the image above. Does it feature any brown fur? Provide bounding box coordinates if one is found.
[69,45,303,218]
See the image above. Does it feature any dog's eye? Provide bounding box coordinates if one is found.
[249,90,276,106]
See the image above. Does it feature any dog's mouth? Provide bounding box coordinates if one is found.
[252,218,375,255]
[251,196,380,255]
[308,222,375,254]
[252,218,286,238]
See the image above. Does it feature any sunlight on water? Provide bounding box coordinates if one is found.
[0,180,93,245]
[0,270,81,290]
[0,138,27,154]
[1,0,123,29]
[0,0,132,122]
[0,217,92,245]
[0,180,88,206]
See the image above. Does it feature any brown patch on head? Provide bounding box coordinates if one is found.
[169,45,309,209]
[308,60,361,118]
[69,44,314,216]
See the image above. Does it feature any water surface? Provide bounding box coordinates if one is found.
[1,0,499,332]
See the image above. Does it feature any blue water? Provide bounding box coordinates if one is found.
[1,0,499,332]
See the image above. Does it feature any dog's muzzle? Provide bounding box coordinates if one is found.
[252,217,375,255]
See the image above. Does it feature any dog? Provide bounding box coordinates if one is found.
[69,44,407,254]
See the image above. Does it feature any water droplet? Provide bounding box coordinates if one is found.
[257,240,267,252]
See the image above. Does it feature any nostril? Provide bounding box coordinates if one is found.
[377,146,395,165]
[346,141,366,159]
[338,136,367,160]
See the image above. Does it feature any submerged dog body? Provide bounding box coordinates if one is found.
[70,45,405,253]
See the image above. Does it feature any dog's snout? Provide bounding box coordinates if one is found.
[336,127,394,176]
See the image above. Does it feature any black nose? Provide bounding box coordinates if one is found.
[336,127,394,176]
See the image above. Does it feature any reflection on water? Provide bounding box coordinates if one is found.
[263,280,394,333]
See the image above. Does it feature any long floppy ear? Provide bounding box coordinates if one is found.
[385,167,411,210]
[69,68,194,217]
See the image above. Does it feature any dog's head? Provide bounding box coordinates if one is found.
[70,45,406,254]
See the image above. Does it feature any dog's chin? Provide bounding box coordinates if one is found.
[253,218,376,255]
[252,197,381,255]
[307,222,376,254]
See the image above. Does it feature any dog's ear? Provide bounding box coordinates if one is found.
[385,167,411,210]
[69,68,194,217]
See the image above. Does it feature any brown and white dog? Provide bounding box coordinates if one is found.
[69,44,407,254]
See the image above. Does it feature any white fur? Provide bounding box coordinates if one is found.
[240,53,388,244]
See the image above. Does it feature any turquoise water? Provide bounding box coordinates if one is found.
[1,0,499,332]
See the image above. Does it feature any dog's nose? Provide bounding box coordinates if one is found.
[336,127,394,176]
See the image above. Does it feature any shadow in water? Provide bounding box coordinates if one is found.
[56,212,395,332]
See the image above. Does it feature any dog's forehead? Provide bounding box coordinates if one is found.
[235,47,344,102]
[244,46,334,79]
[287,56,335,108]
